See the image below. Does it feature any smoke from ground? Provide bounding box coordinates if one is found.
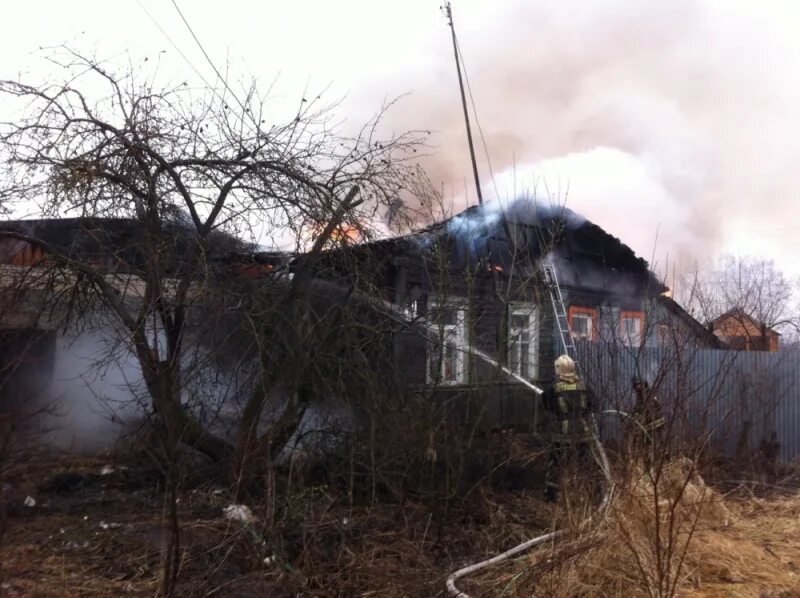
[355,0,800,278]
[43,329,146,453]
[24,325,333,454]
[40,327,251,453]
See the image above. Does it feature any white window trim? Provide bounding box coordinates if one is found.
[508,303,539,380]
[402,298,420,320]
[426,301,468,385]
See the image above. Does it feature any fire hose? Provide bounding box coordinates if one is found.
[445,417,616,598]
[601,409,654,440]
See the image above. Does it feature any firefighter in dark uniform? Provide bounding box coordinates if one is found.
[630,376,665,467]
[542,354,597,502]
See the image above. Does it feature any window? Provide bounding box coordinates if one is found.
[568,306,598,341]
[403,298,420,320]
[427,304,467,385]
[398,284,424,320]
[620,311,645,346]
[509,305,538,379]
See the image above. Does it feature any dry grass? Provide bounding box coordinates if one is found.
[477,459,800,597]
[684,495,800,597]
[0,454,552,596]
[3,454,799,597]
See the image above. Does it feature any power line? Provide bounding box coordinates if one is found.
[449,15,555,261]
[139,0,276,154]
[170,0,261,133]
[136,0,215,90]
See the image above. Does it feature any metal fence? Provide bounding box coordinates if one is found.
[574,342,800,463]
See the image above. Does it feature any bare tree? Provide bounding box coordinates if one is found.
[0,49,425,595]
[0,48,422,450]
[686,255,799,342]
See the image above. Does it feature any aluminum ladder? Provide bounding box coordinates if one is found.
[541,263,578,362]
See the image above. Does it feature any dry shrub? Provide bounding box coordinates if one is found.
[530,458,731,597]
[601,458,732,596]
[488,459,800,597]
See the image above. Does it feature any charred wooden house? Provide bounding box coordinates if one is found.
[308,201,722,405]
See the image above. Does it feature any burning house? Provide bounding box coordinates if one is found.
[311,201,721,384]
[289,200,723,431]
[0,202,722,448]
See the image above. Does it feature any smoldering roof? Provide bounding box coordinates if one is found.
[337,198,665,295]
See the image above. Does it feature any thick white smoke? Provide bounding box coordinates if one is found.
[354,0,800,279]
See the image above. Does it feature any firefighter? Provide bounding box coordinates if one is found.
[630,376,665,466]
[542,354,596,502]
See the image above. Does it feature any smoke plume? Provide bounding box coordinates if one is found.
[356,0,800,278]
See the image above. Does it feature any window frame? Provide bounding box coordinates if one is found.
[568,305,599,341]
[619,310,646,346]
[508,303,539,380]
[402,298,420,320]
[426,301,468,385]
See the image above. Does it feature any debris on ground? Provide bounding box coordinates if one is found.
[223,504,257,524]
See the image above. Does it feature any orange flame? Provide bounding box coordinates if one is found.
[329,225,362,244]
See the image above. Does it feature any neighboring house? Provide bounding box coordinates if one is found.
[711,308,781,352]
[654,295,727,350]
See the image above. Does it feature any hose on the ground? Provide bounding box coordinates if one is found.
[445,422,615,597]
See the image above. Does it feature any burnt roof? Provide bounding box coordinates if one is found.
[331,202,666,296]
[0,217,250,272]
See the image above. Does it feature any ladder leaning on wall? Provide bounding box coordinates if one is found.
[541,263,578,365]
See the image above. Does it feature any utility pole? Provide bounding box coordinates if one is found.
[445,2,484,206]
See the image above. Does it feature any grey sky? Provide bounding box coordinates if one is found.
[2,0,799,280]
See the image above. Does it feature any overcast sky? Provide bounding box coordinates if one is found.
[2,0,800,282]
